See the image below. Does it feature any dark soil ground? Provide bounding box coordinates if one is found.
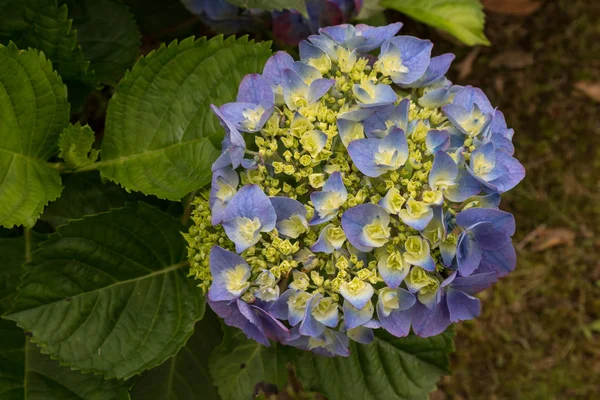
[392,1,599,398]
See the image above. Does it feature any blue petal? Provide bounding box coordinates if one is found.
[353,23,403,52]
[477,241,516,277]
[236,73,274,106]
[429,151,458,190]
[343,300,374,330]
[309,172,348,225]
[447,290,481,322]
[208,246,250,301]
[486,152,525,193]
[419,84,452,108]
[444,168,481,202]
[456,233,483,276]
[381,36,433,85]
[377,251,410,288]
[292,61,322,84]
[353,81,397,107]
[253,305,290,342]
[210,166,239,225]
[311,224,340,253]
[219,101,274,133]
[412,53,455,87]
[490,110,514,140]
[456,208,516,236]
[410,296,451,338]
[376,290,415,337]
[425,130,450,154]
[262,51,295,87]
[490,132,515,155]
[308,78,335,103]
[299,294,327,337]
[398,202,434,232]
[341,204,390,252]
[283,69,309,110]
[268,288,296,320]
[452,85,494,115]
[269,196,307,222]
[347,326,375,344]
[347,138,384,177]
[451,272,498,295]
[299,40,331,69]
[223,185,277,231]
[210,105,245,171]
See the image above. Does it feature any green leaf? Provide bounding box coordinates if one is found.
[294,330,455,400]
[3,203,205,380]
[40,173,136,228]
[0,232,128,400]
[58,123,100,169]
[381,0,490,46]
[100,36,272,200]
[0,0,94,82]
[0,43,68,228]
[69,0,141,85]
[356,0,385,20]
[131,309,223,400]
[210,327,288,400]
[226,0,308,17]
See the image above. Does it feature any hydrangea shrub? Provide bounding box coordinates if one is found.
[185,23,525,356]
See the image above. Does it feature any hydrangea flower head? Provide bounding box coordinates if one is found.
[185,23,525,356]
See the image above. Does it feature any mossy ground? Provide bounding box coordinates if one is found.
[396,1,600,398]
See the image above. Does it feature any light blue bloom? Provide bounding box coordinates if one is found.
[283,64,335,110]
[311,224,346,253]
[299,293,340,337]
[425,130,450,154]
[403,236,436,271]
[418,79,462,109]
[208,246,251,301]
[270,197,308,238]
[442,86,494,138]
[410,53,455,88]
[210,105,246,171]
[262,51,295,105]
[363,98,410,138]
[376,247,411,288]
[429,151,481,202]
[285,325,350,357]
[343,299,374,330]
[336,107,373,146]
[222,185,277,252]
[455,208,516,276]
[376,36,433,85]
[467,142,526,193]
[398,199,434,232]
[352,79,397,108]
[339,276,374,310]
[347,127,409,177]
[210,167,239,225]
[376,287,416,337]
[341,203,391,252]
[319,22,403,53]
[411,271,497,337]
[309,172,348,225]
[219,74,275,133]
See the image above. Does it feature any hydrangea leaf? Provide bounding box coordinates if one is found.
[0,0,95,83]
[209,326,288,400]
[0,233,128,400]
[69,0,141,85]
[40,173,139,228]
[58,123,100,170]
[0,43,68,228]
[381,0,490,46]
[226,0,308,17]
[101,35,272,200]
[294,329,455,400]
[3,203,205,380]
[130,309,222,400]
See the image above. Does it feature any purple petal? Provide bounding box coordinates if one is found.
[223,185,277,231]
[263,51,295,87]
[447,290,480,322]
[411,296,452,338]
[451,272,498,295]
[237,73,274,106]
[456,208,516,237]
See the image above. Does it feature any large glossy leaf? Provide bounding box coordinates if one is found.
[0,0,94,82]
[3,203,205,380]
[381,0,490,46]
[40,173,136,228]
[100,35,272,200]
[0,233,128,400]
[294,330,455,400]
[210,327,288,400]
[130,309,223,400]
[70,0,141,85]
[0,43,68,228]
[226,0,308,16]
